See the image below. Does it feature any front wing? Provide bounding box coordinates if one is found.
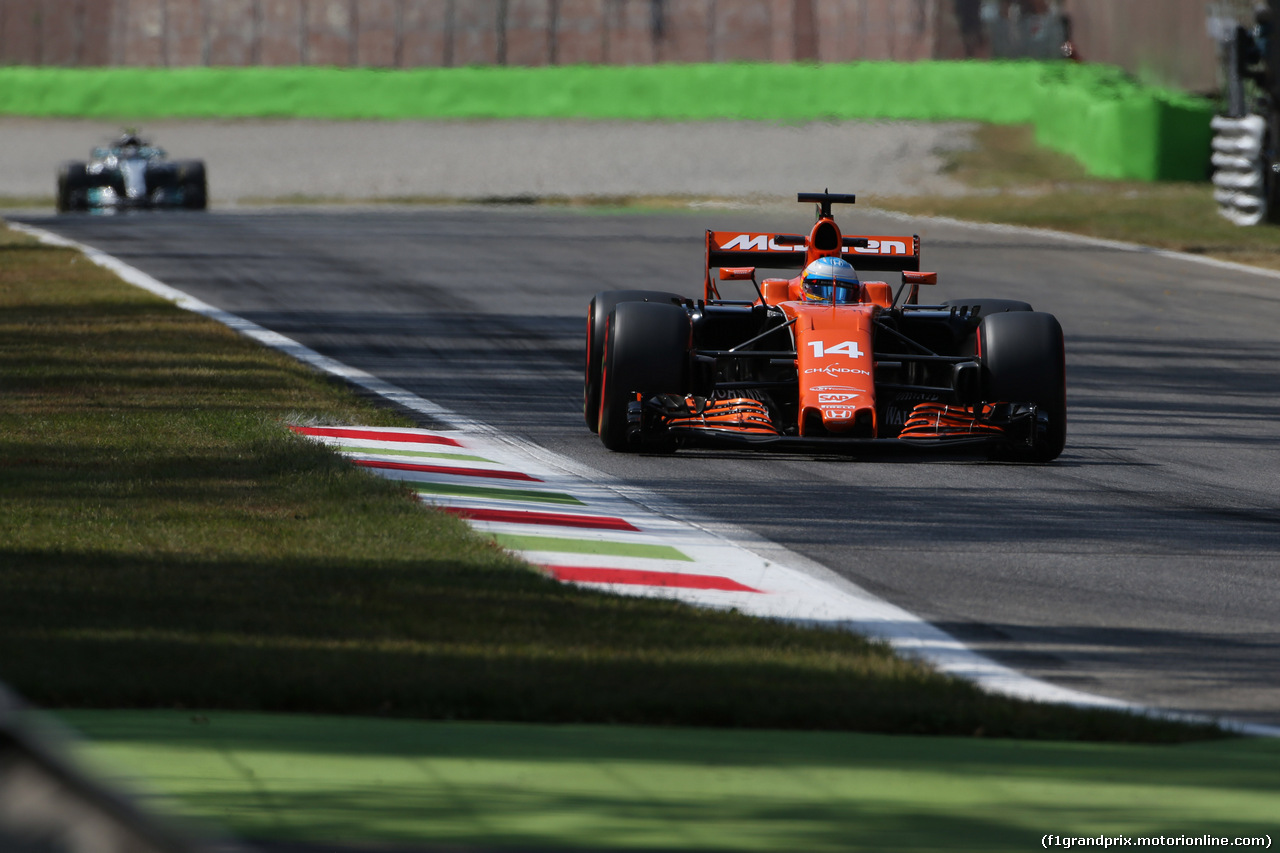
[622,394,1043,455]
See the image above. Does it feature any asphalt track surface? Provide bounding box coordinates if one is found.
[17,205,1280,728]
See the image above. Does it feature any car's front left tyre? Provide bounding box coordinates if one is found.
[978,310,1066,462]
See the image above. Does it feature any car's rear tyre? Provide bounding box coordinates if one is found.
[585,289,683,432]
[56,163,90,213]
[978,311,1066,463]
[598,301,690,452]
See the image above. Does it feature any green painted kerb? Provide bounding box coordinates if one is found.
[412,483,584,506]
[338,445,492,463]
[492,533,691,561]
[0,62,1213,181]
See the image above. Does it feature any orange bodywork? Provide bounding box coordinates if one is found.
[781,300,879,435]
[698,212,921,437]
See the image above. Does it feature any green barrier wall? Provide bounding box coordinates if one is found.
[0,61,1214,181]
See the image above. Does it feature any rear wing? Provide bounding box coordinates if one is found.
[705,231,921,273]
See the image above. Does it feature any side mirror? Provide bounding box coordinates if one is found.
[902,271,937,286]
[899,270,938,306]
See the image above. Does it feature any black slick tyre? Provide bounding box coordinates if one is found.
[944,298,1033,357]
[598,301,690,452]
[978,311,1066,462]
[584,289,682,432]
[178,160,208,210]
[56,163,90,213]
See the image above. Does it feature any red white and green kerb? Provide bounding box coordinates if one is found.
[290,425,766,595]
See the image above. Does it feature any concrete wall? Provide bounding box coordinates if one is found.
[0,0,1225,93]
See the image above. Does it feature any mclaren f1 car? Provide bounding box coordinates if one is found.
[583,192,1066,462]
[56,132,207,213]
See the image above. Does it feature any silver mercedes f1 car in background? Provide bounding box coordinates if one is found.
[56,132,207,213]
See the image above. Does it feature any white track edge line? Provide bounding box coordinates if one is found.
[14,219,1277,738]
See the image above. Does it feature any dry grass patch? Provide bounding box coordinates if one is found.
[870,124,1280,273]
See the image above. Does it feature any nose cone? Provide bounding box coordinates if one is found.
[121,159,148,198]
[788,302,878,437]
[801,397,876,436]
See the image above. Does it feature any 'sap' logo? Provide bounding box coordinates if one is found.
[819,393,859,404]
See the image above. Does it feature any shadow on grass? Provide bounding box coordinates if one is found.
[0,547,1221,743]
[192,789,1280,853]
[54,711,1280,852]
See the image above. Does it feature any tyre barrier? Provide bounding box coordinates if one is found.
[1211,113,1269,226]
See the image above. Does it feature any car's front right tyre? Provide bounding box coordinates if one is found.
[56,163,90,213]
[584,289,684,433]
[598,301,691,452]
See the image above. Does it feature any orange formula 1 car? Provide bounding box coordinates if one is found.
[583,192,1066,462]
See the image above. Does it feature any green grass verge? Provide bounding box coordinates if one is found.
[0,224,1221,742]
[869,124,1280,273]
[53,710,1280,852]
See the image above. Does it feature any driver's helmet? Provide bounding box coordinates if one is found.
[117,133,143,155]
[800,256,860,304]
